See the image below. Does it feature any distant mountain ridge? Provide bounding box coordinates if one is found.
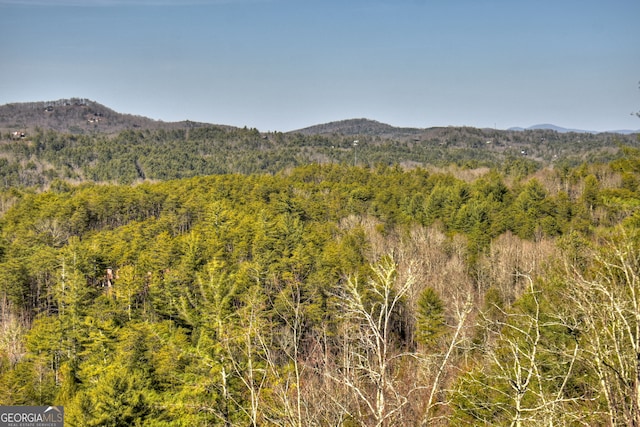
[295,120,639,137]
[293,118,418,136]
[0,98,638,136]
[294,119,639,138]
[1,98,639,189]
[0,98,215,134]
[507,123,639,135]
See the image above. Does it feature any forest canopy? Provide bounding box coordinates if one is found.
[0,123,637,189]
[1,124,640,425]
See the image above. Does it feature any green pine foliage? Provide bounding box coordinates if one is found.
[0,145,639,424]
[415,287,446,348]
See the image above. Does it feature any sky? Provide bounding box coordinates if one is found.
[0,0,639,132]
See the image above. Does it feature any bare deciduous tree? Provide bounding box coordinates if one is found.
[566,230,640,426]
[452,272,591,426]
[330,256,414,427]
[0,295,26,367]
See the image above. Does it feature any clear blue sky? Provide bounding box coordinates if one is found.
[1,0,639,132]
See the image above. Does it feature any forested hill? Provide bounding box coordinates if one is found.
[0,99,638,189]
[0,98,215,135]
[293,118,414,137]
[3,98,640,424]
[3,155,640,424]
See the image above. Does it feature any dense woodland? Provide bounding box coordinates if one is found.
[1,114,640,425]
[1,100,637,190]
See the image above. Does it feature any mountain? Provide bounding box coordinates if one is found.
[527,124,595,133]
[3,99,637,137]
[1,98,639,189]
[0,98,216,135]
[292,118,423,138]
[297,120,640,139]
[508,124,639,135]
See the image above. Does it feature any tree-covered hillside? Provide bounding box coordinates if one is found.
[2,148,640,424]
[0,99,210,135]
[2,99,640,425]
[0,122,637,189]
